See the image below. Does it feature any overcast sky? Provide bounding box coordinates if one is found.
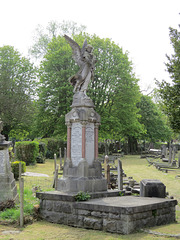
[0,0,179,92]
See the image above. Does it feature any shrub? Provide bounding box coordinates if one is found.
[15,141,39,165]
[11,161,26,180]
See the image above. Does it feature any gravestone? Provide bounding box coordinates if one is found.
[56,36,107,193]
[0,120,18,203]
[140,179,166,198]
[178,152,180,168]
[172,146,177,166]
[161,144,167,158]
[117,159,123,190]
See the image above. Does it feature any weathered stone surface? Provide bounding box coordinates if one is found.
[84,217,102,230]
[67,214,77,226]
[77,209,91,216]
[103,219,117,232]
[57,176,107,193]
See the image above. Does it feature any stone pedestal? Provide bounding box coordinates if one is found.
[0,140,18,203]
[57,92,107,193]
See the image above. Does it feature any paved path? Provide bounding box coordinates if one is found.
[22,172,49,177]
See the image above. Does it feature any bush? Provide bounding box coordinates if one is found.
[38,138,65,159]
[11,161,26,180]
[15,141,39,165]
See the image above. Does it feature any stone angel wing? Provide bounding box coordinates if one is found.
[64,35,87,68]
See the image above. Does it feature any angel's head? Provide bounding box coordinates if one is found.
[86,44,93,53]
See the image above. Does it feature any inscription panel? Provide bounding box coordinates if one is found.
[0,151,5,174]
[86,123,94,165]
[71,122,82,167]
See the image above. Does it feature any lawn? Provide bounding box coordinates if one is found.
[0,155,180,240]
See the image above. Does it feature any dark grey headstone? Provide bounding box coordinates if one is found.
[140,179,166,198]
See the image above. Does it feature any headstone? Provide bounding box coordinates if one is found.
[140,179,166,198]
[161,145,167,158]
[104,155,110,188]
[172,146,177,166]
[0,120,18,203]
[168,145,173,164]
[117,159,123,190]
[178,152,180,168]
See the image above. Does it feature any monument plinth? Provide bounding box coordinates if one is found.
[0,120,18,203]
[57,92,107,192]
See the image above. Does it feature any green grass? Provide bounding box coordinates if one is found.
[0,187,39,222]
[0,156,180,239]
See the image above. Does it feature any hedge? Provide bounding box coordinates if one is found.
[37,138,65,159]
[15,141,39,165]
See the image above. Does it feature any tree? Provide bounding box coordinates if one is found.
[137,95,172,144]
[33,36,75,138]
[0,45,36,139]
[156,25,180,133]
[34,32,144,144]
[30,20,86,60]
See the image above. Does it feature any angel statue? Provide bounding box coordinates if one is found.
[64,35,96,96]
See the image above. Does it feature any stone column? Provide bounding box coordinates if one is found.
[82,122,86,160]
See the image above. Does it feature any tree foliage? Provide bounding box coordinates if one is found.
[0,45,36,139]
[156,25,180,133]
[137,95,172,142]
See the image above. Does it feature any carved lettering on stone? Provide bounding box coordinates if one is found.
[71,122,82,167]
[86,123,94,165]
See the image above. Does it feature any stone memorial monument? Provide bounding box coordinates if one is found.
[57,35,107,193]
[0,120,18,203]
[37,36,178,235]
